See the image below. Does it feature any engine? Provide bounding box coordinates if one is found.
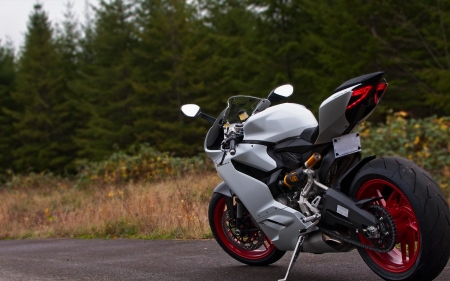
[275,153,326,217]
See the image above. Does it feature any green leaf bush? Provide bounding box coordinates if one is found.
[360,113,450,197]
[75,144,212,187]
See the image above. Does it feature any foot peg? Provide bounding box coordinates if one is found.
[278,234,305,281]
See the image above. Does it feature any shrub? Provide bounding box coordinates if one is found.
[360,112,450,196]
[75,144,212,187]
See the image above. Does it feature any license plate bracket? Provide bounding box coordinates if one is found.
[333,133,361,158]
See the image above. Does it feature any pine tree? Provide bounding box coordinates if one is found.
[55,2,81,84]
[200,0,321,112]
[197,0,265,101]
[53,2,84,172]
[294,0,380,112]
[246,0,317,107]
[5,4,73,173]
[373,0,450,116]
[0,40,17,171]
[74,0,138,161]
[132,0,210,156]
[72,0,97,134]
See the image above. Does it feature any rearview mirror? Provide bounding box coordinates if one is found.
[268,84,293,102]
[274,84,293,97]
[181,104,200,117]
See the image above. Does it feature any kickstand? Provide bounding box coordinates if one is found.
[278,234,305,281]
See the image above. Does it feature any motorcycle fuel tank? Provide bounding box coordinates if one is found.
[243,103,318,142]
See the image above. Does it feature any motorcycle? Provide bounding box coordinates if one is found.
[181,71,450,281]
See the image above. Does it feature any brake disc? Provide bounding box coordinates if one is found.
[222,209,265,250]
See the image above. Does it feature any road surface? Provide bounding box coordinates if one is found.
[0,239,448,280]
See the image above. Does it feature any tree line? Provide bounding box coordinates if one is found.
[0,0,449,174]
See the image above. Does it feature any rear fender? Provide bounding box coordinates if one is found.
[334,155,376,194]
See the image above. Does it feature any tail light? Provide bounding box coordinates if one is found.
[346,85,372,110]
[374,81,388,104]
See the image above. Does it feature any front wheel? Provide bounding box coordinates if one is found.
[208,193,285,265]
[349,156,450,281]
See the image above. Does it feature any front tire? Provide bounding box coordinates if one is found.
[208,193,285,266]
[349,156,450,281]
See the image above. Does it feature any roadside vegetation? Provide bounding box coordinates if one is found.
[0,115,448,240]
[0,172,221,240]
[361,113,450,194]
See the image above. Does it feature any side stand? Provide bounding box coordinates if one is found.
[278,235,305,281]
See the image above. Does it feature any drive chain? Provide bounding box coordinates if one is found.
[319,205,397,253]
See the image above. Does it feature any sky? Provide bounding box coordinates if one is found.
[0,0,94,49]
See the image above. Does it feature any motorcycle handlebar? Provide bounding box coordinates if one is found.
[229,138,236,155]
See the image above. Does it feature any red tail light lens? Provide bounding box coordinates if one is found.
[374,82,387,104]
[346,85,372,110]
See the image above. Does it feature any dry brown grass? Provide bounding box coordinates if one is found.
[0,172,222,239]
[1,168,448,240]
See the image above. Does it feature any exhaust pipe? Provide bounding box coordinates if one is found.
[302,231,354,254]
[322,232,354,252]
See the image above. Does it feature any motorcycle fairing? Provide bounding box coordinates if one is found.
[315,84,359,144]
[316,72,385,145]
[214,159,314,251]
[231,144,277,172]
[205,109,226,150]
[333,71,384,93]
[213,181,234,198]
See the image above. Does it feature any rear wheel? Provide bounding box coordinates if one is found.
[208,193,285,265]
[349,156,450,281]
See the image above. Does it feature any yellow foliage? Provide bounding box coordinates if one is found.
[394,111,409,117]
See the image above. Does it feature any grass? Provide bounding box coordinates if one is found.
[1,113,449,240]
[1,169,448,240]
[0,172,222,239]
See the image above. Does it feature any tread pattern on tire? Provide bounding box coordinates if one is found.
[350,156,450,281]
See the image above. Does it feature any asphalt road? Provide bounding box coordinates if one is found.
[0,239,448,281]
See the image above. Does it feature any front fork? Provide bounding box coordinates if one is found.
[225,196,244,235]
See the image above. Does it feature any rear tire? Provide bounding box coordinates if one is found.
[349,156,450,281]
[208,193,286,266]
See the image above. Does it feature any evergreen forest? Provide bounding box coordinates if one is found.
[1,0,450,175]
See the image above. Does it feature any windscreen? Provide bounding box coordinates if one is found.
[224,96,263,124]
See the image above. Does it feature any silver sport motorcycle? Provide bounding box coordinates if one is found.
[181,72,450,281]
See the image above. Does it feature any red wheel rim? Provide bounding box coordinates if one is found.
[356,179,420,273]
[213,197,275,260]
